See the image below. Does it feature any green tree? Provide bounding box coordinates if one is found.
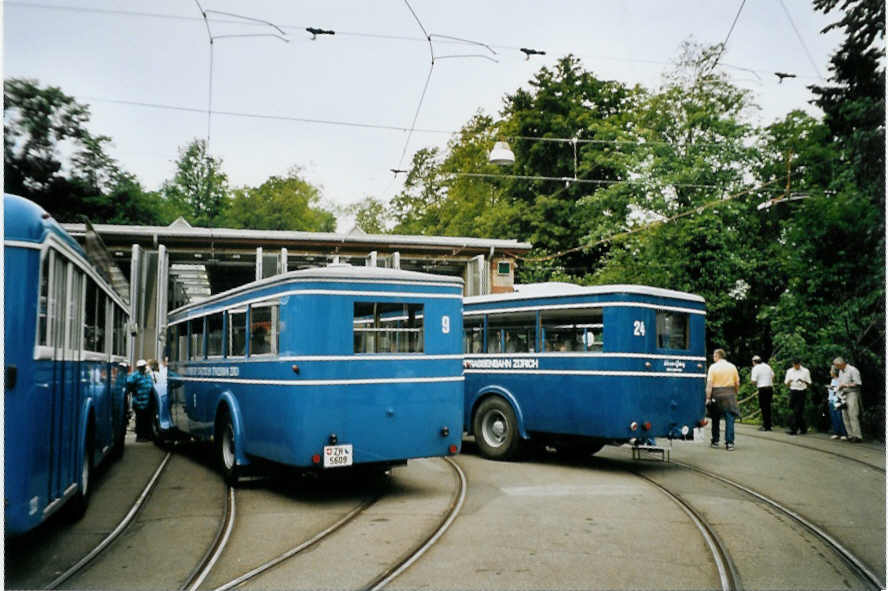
[3,78,165,224]
[161,139,229,227]
[346,196,392,234]
[222,167,335,232]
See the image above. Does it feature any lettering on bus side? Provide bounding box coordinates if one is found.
[663,359,686,373]
[465,358,539,370]
[184,366,240,377]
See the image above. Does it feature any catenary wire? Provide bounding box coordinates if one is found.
[778,0,825,81]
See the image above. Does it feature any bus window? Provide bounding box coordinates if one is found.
[189,318,204,360]
[657,311,689,350]
[250,304,278,356]
[353,302,423,354]
[112,305,126,356]
[541,308,603,352]
[38,252,50,346]
[206,312,224,357]
[228,309,246,357]
[168,324,179,361]
[67,269,84,352]
[487,312,535,354]
[464,316,483,353]
[84,278,106,353]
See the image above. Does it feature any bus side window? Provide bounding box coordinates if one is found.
[168,324,179,361]
[250,304,278,356]
[487,312,535,353]
[85,277,105,353]
[228,309,247,357]
[38,252,50,346]
[189,317,204,360]
[463,316,483,354]
[541,308,603,352]
[656,311,689,350]
[206,312,224,357]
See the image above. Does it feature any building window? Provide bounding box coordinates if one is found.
[354,302,423,353]
[657,311,689,350]
[541,308,603,352]
[497,261,511,275]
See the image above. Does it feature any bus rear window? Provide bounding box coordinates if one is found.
[354,302,423,353]
[541,308,603,352]
[657,311,689,350]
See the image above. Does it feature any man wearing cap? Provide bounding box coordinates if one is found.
[783,359,811,435]
[750,355,775,431]
[833,357,863,442]
[127,359,156,442]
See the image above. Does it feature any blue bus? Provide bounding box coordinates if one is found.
[462,283,707,459]
[158,264,464,483]
[4,194,129,535]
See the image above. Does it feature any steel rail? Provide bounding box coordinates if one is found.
[739,432,885,473]
[210,495,380,591]
[675,461,884,591]
[364,457,467,591]
[633,470,740,591]
[180,485,236,591]
[44,452,173,589]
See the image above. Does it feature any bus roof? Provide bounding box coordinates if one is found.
[170,263,464,316]
[464,282,706,305]
[4,193,85,255]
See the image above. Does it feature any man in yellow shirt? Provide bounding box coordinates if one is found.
[706,348,740,450]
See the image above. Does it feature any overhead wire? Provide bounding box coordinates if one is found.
[778,0,824,81]
[710,0,747,72]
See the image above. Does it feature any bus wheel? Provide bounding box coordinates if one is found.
[68,429,94,520]
[216,411,240,486]
[473,397,521,460]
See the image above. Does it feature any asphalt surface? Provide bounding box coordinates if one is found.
[4,422,885,591]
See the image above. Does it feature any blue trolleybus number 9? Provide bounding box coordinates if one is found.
[323,444,353,468]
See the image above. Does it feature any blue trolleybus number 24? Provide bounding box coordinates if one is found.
[633,320,646,336]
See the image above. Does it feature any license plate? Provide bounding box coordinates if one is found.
[323,444,353,468]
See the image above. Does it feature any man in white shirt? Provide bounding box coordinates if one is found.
[750,355,775,431]
[834,357,863,442]
[783,359,811,435]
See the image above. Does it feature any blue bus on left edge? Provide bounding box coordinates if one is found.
[157,264,465,483]
[5,194,129,535]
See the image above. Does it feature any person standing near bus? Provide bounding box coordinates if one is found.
[750,355,775,431]
[783,359,811,435]
[706,348,740,451]
[127,359,155,442]
[833,356,863,442]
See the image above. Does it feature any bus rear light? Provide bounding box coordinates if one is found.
[311,454,321,465]
[629,421,638,431]
[440,426,450,437]
[642,421,651,431]
[329,433,338,445]
[681,425,690,436]
[697,419,709,427]
[448,444,458,454]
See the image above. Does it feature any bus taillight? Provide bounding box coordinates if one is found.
[629,421,638,431]
[642,421,651,431]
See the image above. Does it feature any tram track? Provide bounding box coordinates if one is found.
[43,451,172,590]
[632,469,741,591]
[180,485,237,591]
[207,457,466,591]
[738,431,885,473]
[672,460,884,591]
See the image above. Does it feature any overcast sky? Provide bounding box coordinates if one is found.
[4,1,844,229]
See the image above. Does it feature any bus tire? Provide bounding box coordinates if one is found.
[216,410,240,486]
[68,424,94,520]
[473,397,522,460]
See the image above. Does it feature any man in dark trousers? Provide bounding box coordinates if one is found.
[127,359,155,442]
[783,358,812,435]
[750,355,775,431]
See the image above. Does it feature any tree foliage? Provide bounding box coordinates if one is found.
[160,139,230,227]
[223,167,336,232]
